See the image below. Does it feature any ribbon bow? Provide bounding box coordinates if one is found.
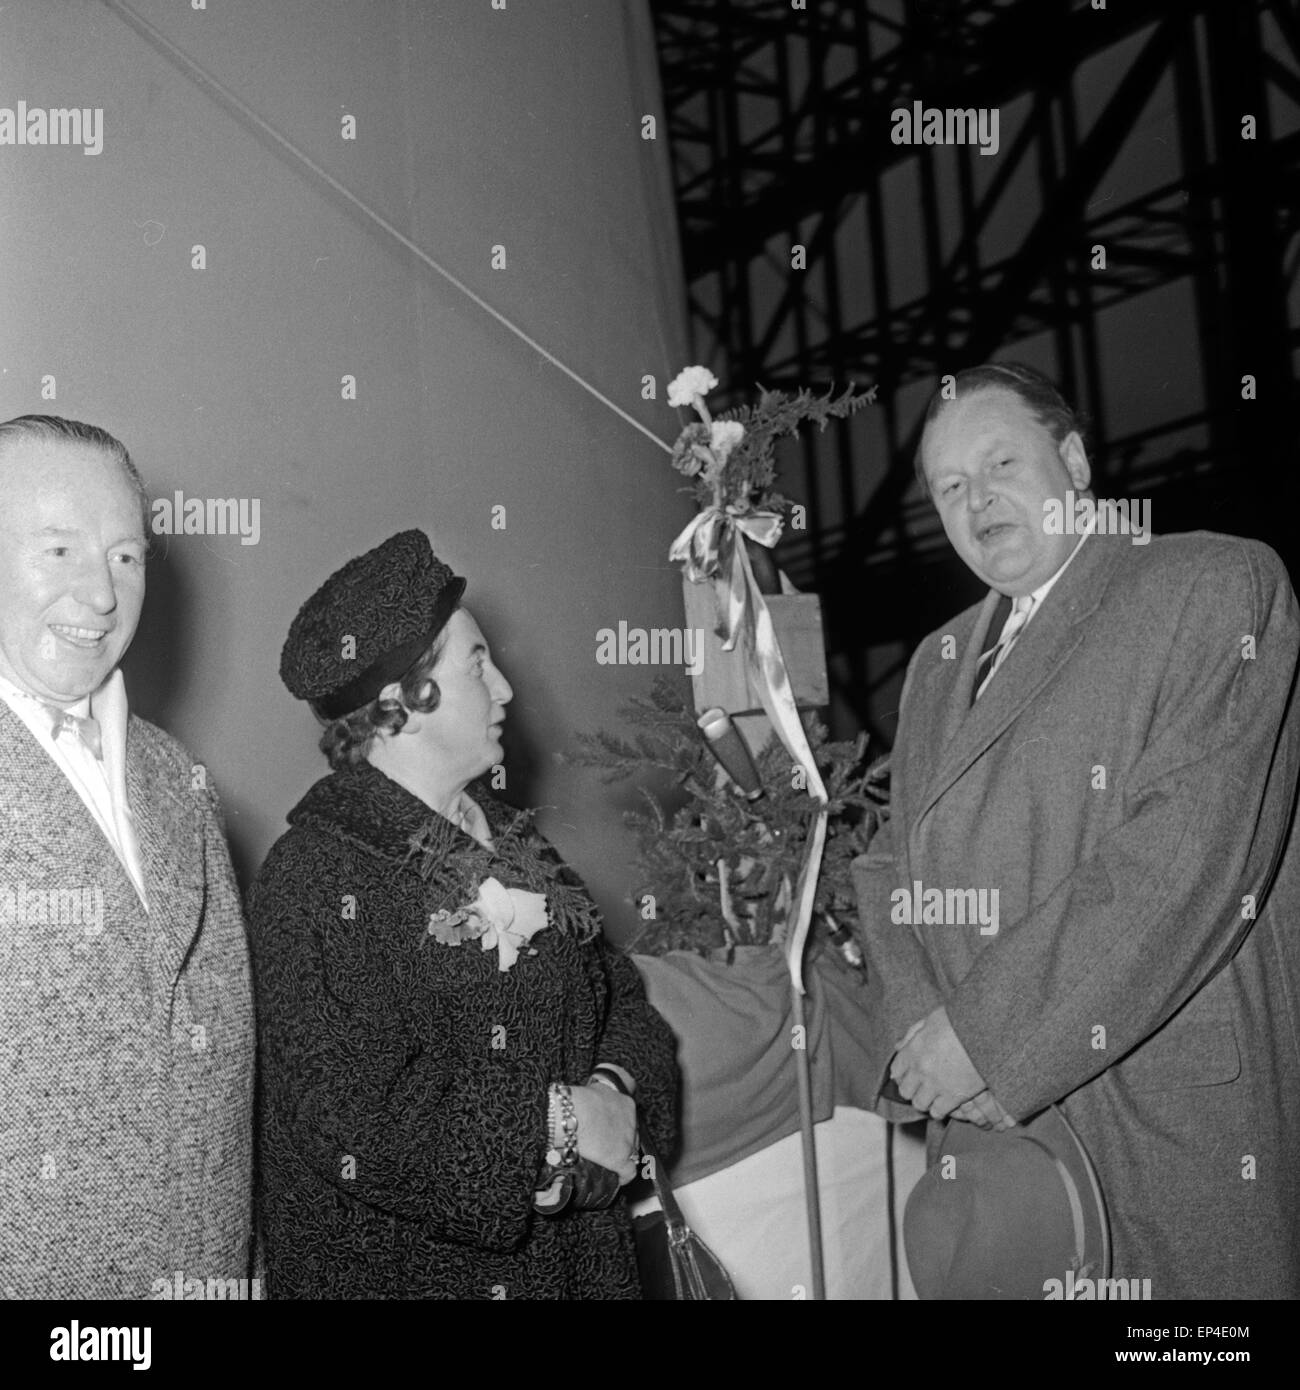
[668,504,783,587]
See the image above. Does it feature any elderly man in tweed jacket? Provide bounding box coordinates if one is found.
[855,363,1300,1299]
[0,415,254,1299]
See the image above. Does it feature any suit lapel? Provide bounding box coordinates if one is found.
[940,590,1004,750]
[0,701,205,1021]
[124,721,205,1002]
[912,533,1128,826]
[0,701,135,895]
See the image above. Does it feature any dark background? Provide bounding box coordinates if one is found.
[651,0,1300,747]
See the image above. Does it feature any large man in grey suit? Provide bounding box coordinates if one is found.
[0,414,254,1298]
[854,362,1300,1298]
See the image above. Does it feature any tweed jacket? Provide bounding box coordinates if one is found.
[0,701,255,1298]
[247,762,679,1300]
[854,530,1300,1299]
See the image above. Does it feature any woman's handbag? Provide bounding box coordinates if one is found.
[601,1070,735,1302]
[532,1070,736,1298]
[631,1137,737,1300]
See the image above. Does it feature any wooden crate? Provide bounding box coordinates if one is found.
[682,575,829,718]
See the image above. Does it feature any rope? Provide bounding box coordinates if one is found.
[98,0,675,455]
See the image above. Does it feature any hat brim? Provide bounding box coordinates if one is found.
[904,1103,1111,1299]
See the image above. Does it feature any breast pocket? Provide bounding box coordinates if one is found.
[1115,1018,1242,1091]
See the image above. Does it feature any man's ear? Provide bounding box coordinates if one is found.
[1059,431,1091,493]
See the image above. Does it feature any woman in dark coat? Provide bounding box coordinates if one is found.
[249,530,678,1299]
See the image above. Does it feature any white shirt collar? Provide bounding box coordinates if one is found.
[0,668,129,743]
[1008,526,1090,621]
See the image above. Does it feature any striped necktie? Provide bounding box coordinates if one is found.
[972,594,1035,703]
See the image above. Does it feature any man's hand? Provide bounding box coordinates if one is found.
[889,1005,986,1119]
[953,1088,1018,1131]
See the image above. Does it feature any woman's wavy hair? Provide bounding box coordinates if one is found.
[318,617,456,770]
[913,362,1092,497]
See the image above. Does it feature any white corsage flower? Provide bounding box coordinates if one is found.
[709,420,745,462]
[467,876,549,972]
[667,365,719,409]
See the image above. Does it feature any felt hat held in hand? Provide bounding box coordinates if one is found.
[904,1103,1111,1300]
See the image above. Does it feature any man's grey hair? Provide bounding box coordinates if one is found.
[0,414,150,538]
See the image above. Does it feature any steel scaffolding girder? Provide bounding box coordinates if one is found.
[652,0,1300,735]
[657,0,1180,283]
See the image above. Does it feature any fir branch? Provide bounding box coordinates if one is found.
[570,675,888,957]
[685,382,876,513]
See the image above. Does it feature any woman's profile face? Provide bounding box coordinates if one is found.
[418,607,513,785]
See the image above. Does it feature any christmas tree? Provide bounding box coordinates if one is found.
[569,674,888,958]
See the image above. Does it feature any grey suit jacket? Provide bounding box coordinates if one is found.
[0,700,254,1297]
[854,530,1300,1298]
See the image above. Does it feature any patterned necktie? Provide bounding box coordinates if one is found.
[49,706,104,760]
[972,594,1035,703]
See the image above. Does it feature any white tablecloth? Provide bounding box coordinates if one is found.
[633,1105,927,1300]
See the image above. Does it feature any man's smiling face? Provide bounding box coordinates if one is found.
[921,386,1091,596]
[0,438,147,706]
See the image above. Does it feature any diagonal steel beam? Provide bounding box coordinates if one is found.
[830,12,1186,568]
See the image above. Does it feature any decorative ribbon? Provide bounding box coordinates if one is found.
[669,505,783,597]
[672,510,829,994]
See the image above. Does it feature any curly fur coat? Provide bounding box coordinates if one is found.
[248,760,678,1299]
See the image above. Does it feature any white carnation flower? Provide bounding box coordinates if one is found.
[667,365,719,409]
[709,420,745,461]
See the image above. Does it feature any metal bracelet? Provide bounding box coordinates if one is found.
[555,1082,578,1166]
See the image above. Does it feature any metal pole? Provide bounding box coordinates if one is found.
[791,981,826,1300]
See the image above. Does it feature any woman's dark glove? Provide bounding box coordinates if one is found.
[533,1155,623,1214]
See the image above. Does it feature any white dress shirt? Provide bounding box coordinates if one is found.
[1019,525,1090,625]
[976,529,1091,698]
